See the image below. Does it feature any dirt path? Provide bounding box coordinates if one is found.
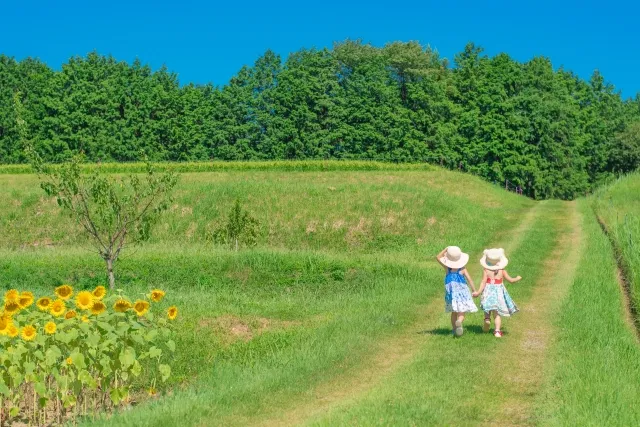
[249,204,544,427]
[489,201,583,425]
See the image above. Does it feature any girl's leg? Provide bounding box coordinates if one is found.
[454,313,465,336]
[483,312,491,332]
[451,312,457,330]
[494,312,502,333]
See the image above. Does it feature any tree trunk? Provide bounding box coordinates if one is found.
[106,258,116,289]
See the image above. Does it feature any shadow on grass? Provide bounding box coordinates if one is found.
[417,325,488,335]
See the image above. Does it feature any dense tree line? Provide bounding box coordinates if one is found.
[1,40,639,199]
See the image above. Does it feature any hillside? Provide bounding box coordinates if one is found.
[1,164,640,425]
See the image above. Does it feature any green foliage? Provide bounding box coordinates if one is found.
[0,285,177,425]
[1,42,639,199]
[35,156,178,288]
[211,199,259,250]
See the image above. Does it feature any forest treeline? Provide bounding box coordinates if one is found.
[1,40,640,199]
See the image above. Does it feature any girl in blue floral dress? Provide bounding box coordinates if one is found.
[473,248,521,338]
[436,246,478,337]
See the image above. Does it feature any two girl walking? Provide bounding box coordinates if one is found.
[436,246,521,338]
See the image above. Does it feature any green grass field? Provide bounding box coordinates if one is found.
[1,163,639,426]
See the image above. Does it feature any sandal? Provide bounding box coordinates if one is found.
[494,330,503,338]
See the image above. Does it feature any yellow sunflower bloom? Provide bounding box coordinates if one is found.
[0,315,11,335]
[91,300,106,315]
[167,306,178,320]
[44,321,57,334]
[50,299,66,317]
[64,310,77,319]
[4,301,20,315]
[113,299,132,313]
[4,289,19,302]
[66,357,73,366]
[150,289,166,303]
[75,291,94,310]
[7,324,18,338]
[54,284,73,300]
[21,325,37,341]
[18,291,34,309]
[92,285,107,300]
[81,315,90,323]
[36,297,52,311]
[133,300,150,316]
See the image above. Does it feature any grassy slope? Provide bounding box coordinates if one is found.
[0,166,533,426]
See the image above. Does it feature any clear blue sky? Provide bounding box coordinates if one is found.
[2,0,639,98]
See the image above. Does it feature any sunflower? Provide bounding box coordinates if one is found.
[21,325,37,341]
[18,291,34,309]
[44,321,57,334]
[4,301,20,315]
[167,306,178,320]
[36,297,52,311]
[7,324,18,338]
[54,284,73,300]
[0,315,11,335]
[66,357,73,366]
[4,289,19,302]
[113,299,132,313]
[64,310,77,319]
[150,289,166,303]
[75,291,94,310]
[91,300,106,315]
[92,285,107,300]
[133,300,150,317]
[81,315,90,323]
[50,299,66,317]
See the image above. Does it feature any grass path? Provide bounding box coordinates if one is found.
[493,201,583,425]
[248,203,545,427]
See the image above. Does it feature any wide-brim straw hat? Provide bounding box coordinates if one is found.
[440,246,469,269]
[480,248,509,270]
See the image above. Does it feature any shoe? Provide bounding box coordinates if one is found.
[454,320,464,337]
[494,330,503,338]
[483,318,491,333]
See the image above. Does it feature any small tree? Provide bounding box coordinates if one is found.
[213,199,259,251]
[33,156,178,288]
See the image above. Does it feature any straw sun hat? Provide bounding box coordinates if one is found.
[480,248,509,270]
[440,246,469,269]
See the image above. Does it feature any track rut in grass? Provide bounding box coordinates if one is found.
[490,201,583,425]
[247,204,544,427]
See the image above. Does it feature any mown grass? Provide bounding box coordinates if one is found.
[0,166,533,426]
[307,201,563,426]
[536,200,640,426]
[592,173,640,313]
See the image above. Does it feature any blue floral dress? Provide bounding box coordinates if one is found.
[444,268,478,313]
[480,273,518,316]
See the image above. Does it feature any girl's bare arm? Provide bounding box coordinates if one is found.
[473,270,487,297]
[503,270,522,283]
[462,268,477,293]
[435,247,448,268]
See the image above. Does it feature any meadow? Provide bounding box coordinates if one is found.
[0,162,639,426]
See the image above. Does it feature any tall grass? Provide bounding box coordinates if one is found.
[592,173,640,316]
[537,200,640,426]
